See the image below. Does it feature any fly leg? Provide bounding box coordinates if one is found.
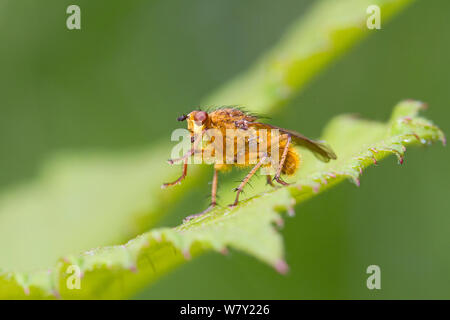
[230,155,267,207]
[183,168,219,222]
[167,149,193,165]
[161,157,188,188]
[210,167,218,207]
[266,174,276,187]
[163,133,203,188]
[273,134,291,186]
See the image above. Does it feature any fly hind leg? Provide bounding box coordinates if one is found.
[273,135,291,186]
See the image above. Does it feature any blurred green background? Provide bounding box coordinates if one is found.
[0,0,449,299]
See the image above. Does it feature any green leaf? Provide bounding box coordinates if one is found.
[0,145,203,271]
[1,100,444,299]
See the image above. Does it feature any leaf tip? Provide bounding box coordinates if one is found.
[312,184,320,193]
[129,265,138,273]
[286,199,296,217]
[220,247,229,256]
[274,217,285,228]
[52,290,61,299]
[183,249,192,260]
[274,259,289,275]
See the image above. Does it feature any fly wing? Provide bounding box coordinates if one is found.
[249,122,337,162]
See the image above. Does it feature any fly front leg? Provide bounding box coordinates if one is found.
[161,157,188,189]
[230,155,267,207]
[163,132,205,189]
[274,134,291,186]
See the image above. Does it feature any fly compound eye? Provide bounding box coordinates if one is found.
[194,111,208,124]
